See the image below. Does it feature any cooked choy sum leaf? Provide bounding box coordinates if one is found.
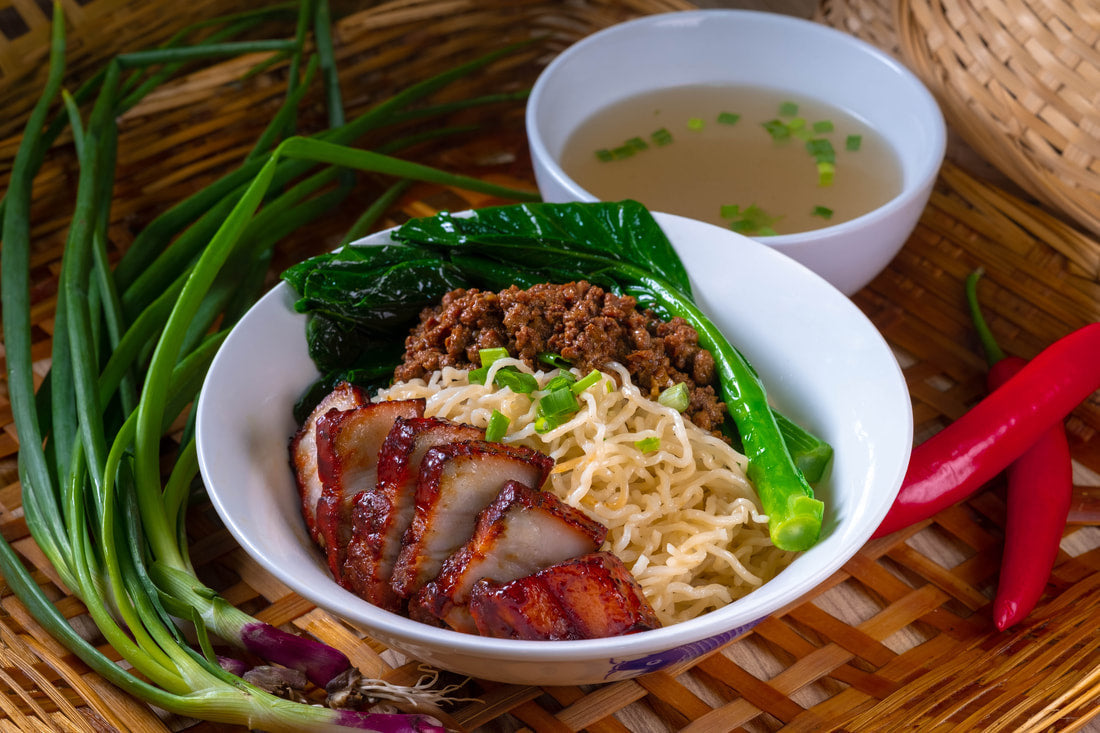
[393,199,693,299]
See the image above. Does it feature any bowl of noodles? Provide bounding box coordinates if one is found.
[196,210,913,686]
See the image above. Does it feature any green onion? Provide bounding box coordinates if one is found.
[485,410,510,442]
[534,415,561,434]
[626,136,648,152]
[596,148,614,162]
[657,382,690,411]
[779,101,799,116]
[717,112,740,125]
[570,369,602,394]
[612,144,635,159]
[721,204,781,237]
[806,138,836,163]
[544,372,577,391]
[0,4,542,728]
[538,351,572,368]
[817,161,835,187]
[493,368,538,394]
[478,346,510,365]
[537,387,580,417]
[762,119,791,141]
[468,365,490,384]
[687,117,704,131]
[651,127,673,146]
[846,134,862,151]
[634,436,661,453]
[812,120,834,133]
[811,205,834,220]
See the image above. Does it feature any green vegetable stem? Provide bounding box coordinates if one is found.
[0,2,539,729]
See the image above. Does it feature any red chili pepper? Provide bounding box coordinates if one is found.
[872,319,1099,539]
[964,271,1073,630]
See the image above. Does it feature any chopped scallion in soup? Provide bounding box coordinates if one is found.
[560,85,902,236]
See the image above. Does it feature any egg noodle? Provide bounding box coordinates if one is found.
[375,359,794,625]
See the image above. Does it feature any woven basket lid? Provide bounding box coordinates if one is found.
[891,0,1100,239]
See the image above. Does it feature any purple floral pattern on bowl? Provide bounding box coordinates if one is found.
[605,618,764,680]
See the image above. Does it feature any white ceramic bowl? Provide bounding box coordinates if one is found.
[526,10,946,296]
[195,212,912,686]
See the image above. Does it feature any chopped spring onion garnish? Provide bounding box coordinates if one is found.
[468,365,490,384]
[762,118,791,141]
[717,112,740,125]
[485,410,510,442]
[538,351,572,369]
[626,136,648,151]
[534,415,559,434]
[537,386,580,418]
[651,127,673,146]
[813,120,834,133]
[634,436,661,453]
[493,368,539,394]
[811,205,834,220]
[720,203,780,236]
[846,134,862,151]
[657,382,690,412]
[479,347,509,365]
[817,161,835,187]
[570,369,602,394]
[611,144,635,159]
[687,117,704,131]
[806,138,836,164]
[595,148,614,162]
[779,101,799,116]
[544,372,577,392]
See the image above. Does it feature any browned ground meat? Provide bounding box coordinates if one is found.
[395,281,728,435]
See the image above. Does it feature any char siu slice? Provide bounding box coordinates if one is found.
[468,551,661,640]
[290,381,367,542]
[390,441,554,599]
[314,399,425,583]
[411,481,606,632]
[343,417,484,611]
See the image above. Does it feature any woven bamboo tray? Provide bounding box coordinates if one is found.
[1,1,1099,731]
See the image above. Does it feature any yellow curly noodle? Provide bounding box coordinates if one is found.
[375,359,794,625]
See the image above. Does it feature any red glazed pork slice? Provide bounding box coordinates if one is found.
[390,441,554,599]
[314,399,425,583]
[343,417,484,611]
[411,481,607,632]
[468,551,661,640]
[289,381,367,542]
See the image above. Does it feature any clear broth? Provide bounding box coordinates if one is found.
[560,84,903,235]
